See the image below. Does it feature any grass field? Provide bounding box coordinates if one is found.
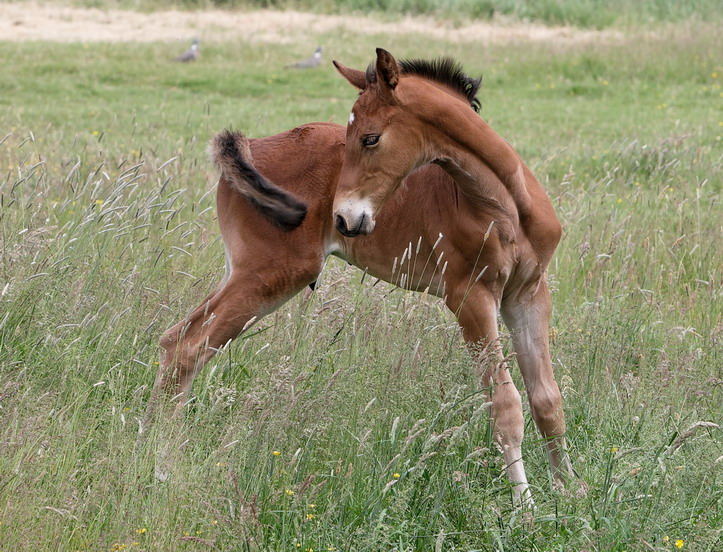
[1,4,721,551]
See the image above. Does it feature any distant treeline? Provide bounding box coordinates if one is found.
[81,0,721,27]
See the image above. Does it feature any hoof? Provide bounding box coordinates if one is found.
[513,485,536,510]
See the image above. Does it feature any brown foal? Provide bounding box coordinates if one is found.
[152,51,576,505]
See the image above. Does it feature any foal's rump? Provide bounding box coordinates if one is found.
[247,122,346,203]
[212,123,347,284]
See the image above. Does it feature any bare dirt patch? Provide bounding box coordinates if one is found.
[1,2,622,44]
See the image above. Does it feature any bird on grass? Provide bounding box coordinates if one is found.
[286,46,322,69]
[174,39,200,62]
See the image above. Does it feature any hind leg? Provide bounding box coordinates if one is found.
[502,280,578,490]
[150,288,221,403]
[151,259,320,412]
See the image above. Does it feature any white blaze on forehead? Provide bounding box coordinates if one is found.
[348,111,355,125]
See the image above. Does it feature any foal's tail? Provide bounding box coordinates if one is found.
[210,130,307,231]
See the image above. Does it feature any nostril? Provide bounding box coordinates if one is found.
[335,214,348,234]
[357,212,366,233]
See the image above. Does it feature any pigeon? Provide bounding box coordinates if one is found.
[175,39,200,62]
[286,46,322,69]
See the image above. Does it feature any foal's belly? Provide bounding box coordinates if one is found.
[349,244,447,296]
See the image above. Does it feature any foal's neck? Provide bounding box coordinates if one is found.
[415,91,533,219]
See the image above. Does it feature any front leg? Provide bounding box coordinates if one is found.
[448,283,533,507]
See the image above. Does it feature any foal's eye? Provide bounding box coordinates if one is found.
[362,134,380,148]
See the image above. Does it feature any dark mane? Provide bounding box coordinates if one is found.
[367,57,482,112]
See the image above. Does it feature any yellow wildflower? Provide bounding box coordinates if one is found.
[306,513,316,520]
[285,489,295,496]
[272,450,282,456]
[675,540,684,549]
[135,528,147,535]
[393,473,401,479]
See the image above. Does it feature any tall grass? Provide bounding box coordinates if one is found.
[1,19,721,552]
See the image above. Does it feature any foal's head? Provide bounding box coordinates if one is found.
[332,48,481,237]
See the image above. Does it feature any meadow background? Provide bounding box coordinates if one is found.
[36,0,723,28]
[0,1,721,550]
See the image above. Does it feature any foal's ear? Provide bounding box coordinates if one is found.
[333,60,366,90]
[375,48,399,90]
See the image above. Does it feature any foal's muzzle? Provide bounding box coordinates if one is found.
[333,197,376,237]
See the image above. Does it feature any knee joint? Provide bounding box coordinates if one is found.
[492,382,524,442]
[530,386,564,430]
[159,328,180,351]
[495,381,522,408]
[159,324,199,365]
